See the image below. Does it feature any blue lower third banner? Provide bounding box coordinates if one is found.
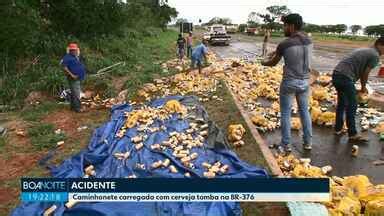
[21,178,330,202]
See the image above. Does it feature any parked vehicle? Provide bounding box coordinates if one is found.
[226,25,238,34]
[204,25,231,46]
[246,27,259,35]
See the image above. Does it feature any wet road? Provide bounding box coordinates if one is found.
[212,34,343,72]
[264,127,384,184]
[212,34,382,82]
[211,38,384,184]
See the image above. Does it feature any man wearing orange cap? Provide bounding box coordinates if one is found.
[60,43,86,112]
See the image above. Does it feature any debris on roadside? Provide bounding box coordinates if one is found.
[291,117,302,130]
[223,59,384,135]
[373,122,384,134]
[276,153,384,215]
[56,141,65,147]
[0,126,6,137]
[77,126,88,132]
[54,129,63,135]
[351,145,359,157]
[373,160,384,166]
[84,165,96,177]
[43,205,57,216]
[16,129,26,137]
[227,124,246,147]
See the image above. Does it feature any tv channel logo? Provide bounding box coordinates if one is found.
[22,178,67,192]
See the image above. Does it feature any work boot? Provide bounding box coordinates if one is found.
[268,143,278,149]
[303,143,312,151]
[334,129,347,136]
[349,134,369,142]
[277,144,292,156]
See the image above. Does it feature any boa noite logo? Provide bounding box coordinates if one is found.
[22,180,66,191]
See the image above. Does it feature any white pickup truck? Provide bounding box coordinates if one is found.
[203,25,231,46]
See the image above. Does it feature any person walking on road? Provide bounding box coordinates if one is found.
[332,37,384,141]
[262,29,270,57]
[176,34,186,61]
[261,14,313,154]
[191,39,209,74]
[186,32,193,58]
[61,43,86,113]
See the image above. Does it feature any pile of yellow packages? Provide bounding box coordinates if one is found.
[161,58,191,72]
[223,60,384,133]
[276,154,384,215]
[103,51,384,215]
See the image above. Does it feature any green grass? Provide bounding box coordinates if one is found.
[0,29,178,216]
[0,136,6,153]
[28,123,66,150]
[20,101,64,122]
[123,30,178,98]
[83,75,117,98]
[312,33,374,42]
[1,29,178,108]
[240,31,374,46]
[203,82,270,170]
[202,82,289,216]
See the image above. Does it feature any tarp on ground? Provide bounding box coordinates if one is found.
[11,95,268,216]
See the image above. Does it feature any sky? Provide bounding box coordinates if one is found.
[167,0,384,27]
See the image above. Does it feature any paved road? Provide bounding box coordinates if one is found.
[211,37,384,184]
[212,34,382,74]
[211,34,383,93]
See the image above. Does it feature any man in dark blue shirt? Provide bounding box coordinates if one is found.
[332,37,384,141]
[60,43,86,112]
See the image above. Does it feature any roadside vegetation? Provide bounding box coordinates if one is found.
[0,0,178,109]
[310,33,375,42]
[203,82,269,171]
[0,1,180,214]
[203,83,287,216]
[204,4,382,44]
[0,25,178,216]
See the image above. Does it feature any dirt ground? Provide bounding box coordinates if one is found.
[0,106,109,215]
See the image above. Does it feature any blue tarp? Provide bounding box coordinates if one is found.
[11,95,268,216]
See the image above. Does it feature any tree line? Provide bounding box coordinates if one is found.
[0,0,177,60]
[190,5,383,36]
[303,24,384,36]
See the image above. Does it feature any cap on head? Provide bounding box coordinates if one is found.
[281,13,303,30]
[68,43,79,50]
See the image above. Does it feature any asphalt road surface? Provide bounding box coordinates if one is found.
[212,34,384,93]
[210,35,384,184]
